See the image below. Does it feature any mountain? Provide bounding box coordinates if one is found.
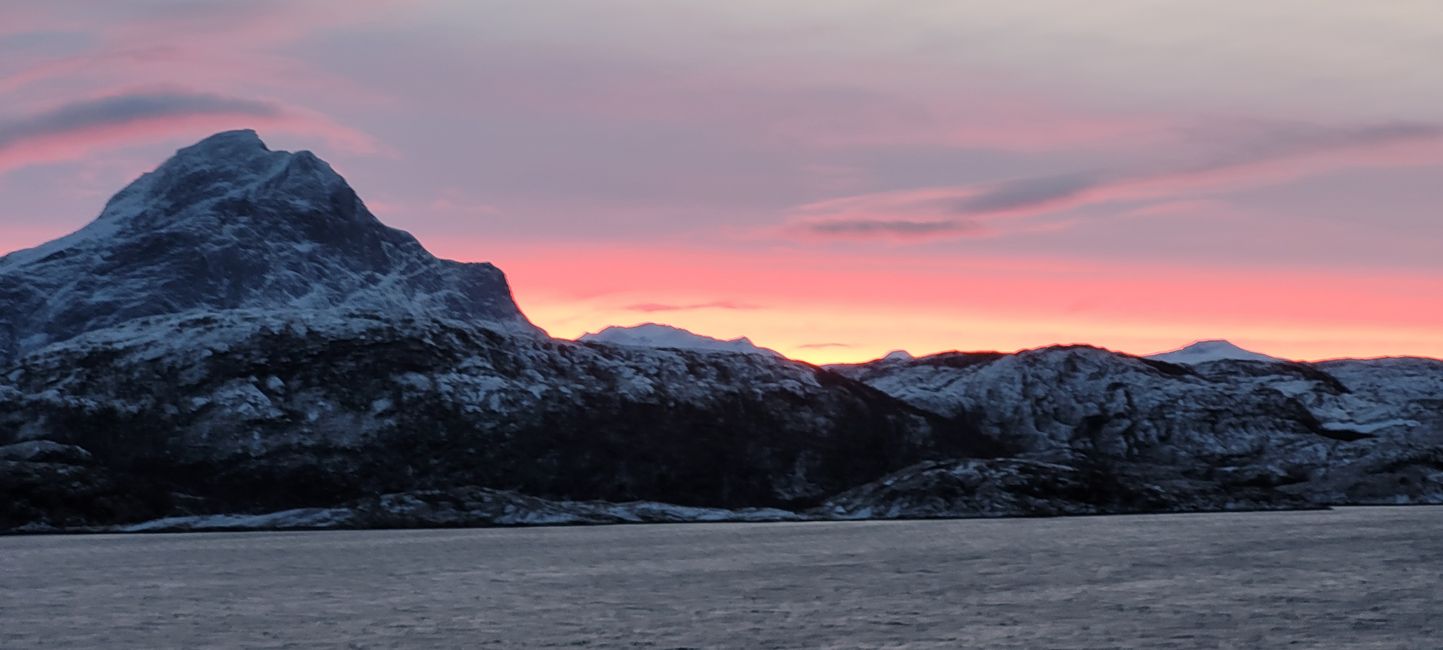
[0,131,990,532]
[827,345,1443,517]
[579,323,782,357]
[822,349,913,375]
[0,130,537,363]
[880,350,914,362]
[2,130,1440,533]
[1148,339,1282,365]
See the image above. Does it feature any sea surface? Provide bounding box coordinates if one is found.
[3,507,1440,648]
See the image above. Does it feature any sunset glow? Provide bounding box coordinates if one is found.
[3,1,1441,363]
[477,244,1443,364]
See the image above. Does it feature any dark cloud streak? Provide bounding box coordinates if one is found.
[0,90,281,151]
[797,342,853,349]
[951,172,1101,214]
[949,120,1443,218]
[623,300,762,313]
[804,217,980,237]
[792,119,1443,241]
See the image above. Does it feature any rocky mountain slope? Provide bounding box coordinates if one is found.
[2,131,1439,533]
[0,130,537,364]
[0,132,988,532]
[828,346,1443,517]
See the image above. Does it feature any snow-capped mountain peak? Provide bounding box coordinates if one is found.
[92,129,370,235]
[0,130,538,361]
[578,323,783,357]
[1147,339,1283,365]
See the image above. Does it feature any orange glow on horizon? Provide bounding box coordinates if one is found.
[471,243,1443,365]
[4,225,1439,365]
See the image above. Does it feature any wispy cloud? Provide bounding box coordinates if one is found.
[0,90,280,151]
[0,1,405,115]
[786,120,1443,241]
[796,342,853,349]
[0,48,180,95]
[0,88,375,173]
[803,217,981,238]
[622,300,762,313]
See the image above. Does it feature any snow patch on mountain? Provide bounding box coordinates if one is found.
[6,129,1443,532]
[579,323,783,357]
[0,129,538,362]
[1148,340,1283,365]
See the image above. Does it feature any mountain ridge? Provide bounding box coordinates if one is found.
[1148,339,1283,365]
[2,130,1440,533]
[579,323,783,357]
[0,129,538,362]
[0,131,991,531]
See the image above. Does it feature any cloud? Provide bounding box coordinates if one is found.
[0,91,280,151]
[6,0,415,47]
[786,120,1443,241]
[0,1,407,112]
[801,217,982,239]
[967,121,1442,216]
[0,48,180,95]
[796,342,853,349]
[0,88,376,173]
[951,173,1102,215]
[622,300,761,313]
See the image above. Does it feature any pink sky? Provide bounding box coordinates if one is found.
[2,1,1441,362]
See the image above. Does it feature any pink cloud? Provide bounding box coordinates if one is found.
[1,1,407,114]
[785,120,1443,241]
[796,342,854,350]
[0,88,377,173]
[0,48,183,97]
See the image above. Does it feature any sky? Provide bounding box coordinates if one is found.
[2,0,1441,363]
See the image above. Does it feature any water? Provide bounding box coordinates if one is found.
[3,507,1440,648]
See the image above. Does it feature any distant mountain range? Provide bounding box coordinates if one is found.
[1147,339,1283,365]
[2,131,1439,533]
[579,323,782,357]
[585,325,1291,369]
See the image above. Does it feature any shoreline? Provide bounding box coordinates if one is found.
[47,501,1443,538]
